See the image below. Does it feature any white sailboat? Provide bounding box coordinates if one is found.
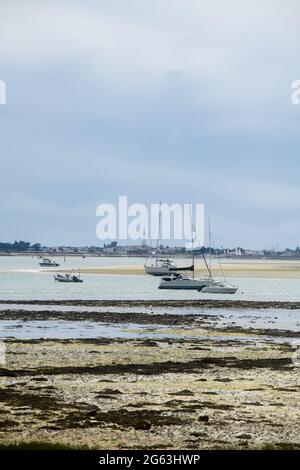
[200,220,238,294]
[201,281,237,294]
[145,203,182,276]
[159,217,238,293]
[159,273,210,290]
[159,220,211,290]
[145,257,179,276]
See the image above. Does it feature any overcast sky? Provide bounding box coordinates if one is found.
[0,0,300,248]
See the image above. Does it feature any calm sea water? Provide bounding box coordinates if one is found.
[0,255,300,302]
[1,319,297,343]
[1,256,300,341]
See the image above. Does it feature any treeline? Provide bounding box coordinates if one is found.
[0,241,42,253]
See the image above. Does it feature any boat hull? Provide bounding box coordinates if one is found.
[54,275,83,283]
[159,279,209,290]
[40,263,60,267]
[201,284,238,294]
[145,266,177,276]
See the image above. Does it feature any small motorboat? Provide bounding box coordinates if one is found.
[39,257,60,267]
[54,273,83,283]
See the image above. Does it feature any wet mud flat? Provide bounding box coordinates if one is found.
[0,329,300,449]
[3,299,300,309]
[1,306,300,340]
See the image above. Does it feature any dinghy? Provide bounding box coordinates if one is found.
[54,273,83,283]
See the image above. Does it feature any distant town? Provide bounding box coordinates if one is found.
[1,240,300,259]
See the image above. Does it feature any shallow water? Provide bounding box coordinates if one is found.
[0,320,148,340]
[1,256,300,341]
[0,320,297,344]
[0,303,300,332]
[1,256,300,302]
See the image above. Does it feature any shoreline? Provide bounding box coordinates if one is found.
[2,252,300,261]
[1,298,300,309]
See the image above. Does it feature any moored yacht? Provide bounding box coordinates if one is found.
[201,280,238,294]
[145,258,178,276]
[145,203,192,276]
[159,273,211,290]
[200,219,238,294]
[158,215,211,290]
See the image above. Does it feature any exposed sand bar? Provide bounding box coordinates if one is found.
[44,259,300,278]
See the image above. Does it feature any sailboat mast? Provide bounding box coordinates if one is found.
[192,221,195,278]
[156,202,161,267]
[201,247,212,279]
[189,205,195,279]
[192,219,212,279]
[208,218,212,273]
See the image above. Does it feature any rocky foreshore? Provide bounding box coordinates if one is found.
[0,301,299,449]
